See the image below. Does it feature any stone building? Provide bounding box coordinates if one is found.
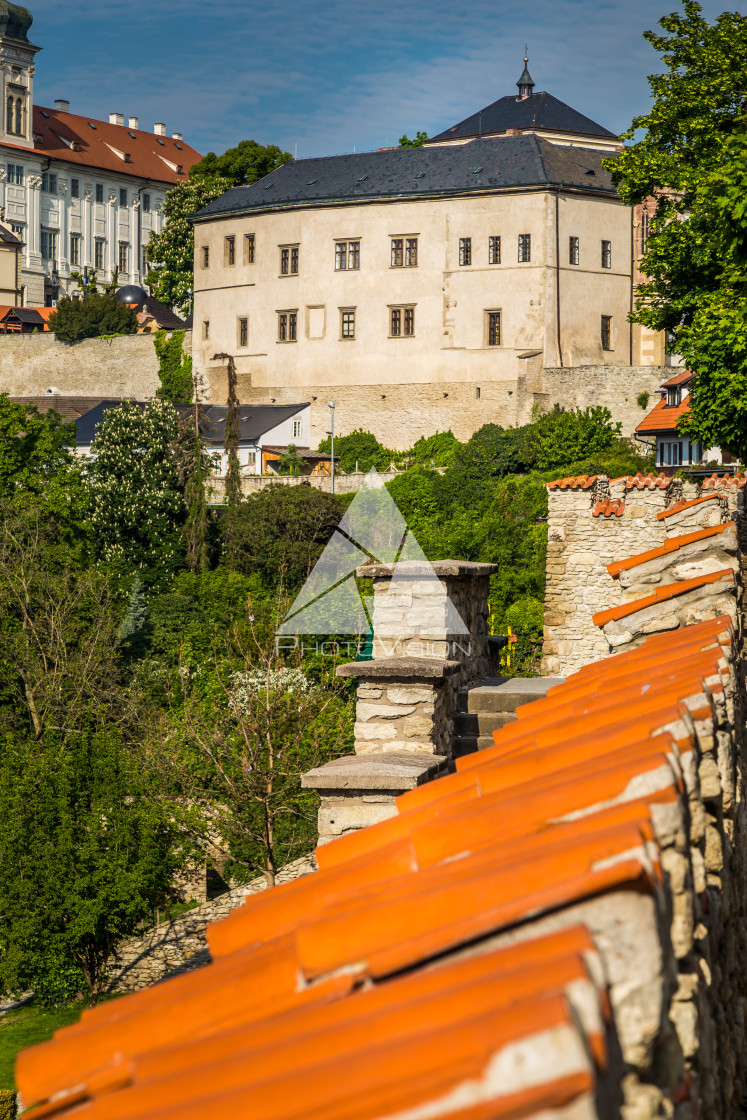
[191,60,669,447]
[0,3,202,305]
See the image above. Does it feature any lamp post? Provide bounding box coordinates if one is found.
[328,401,336,494]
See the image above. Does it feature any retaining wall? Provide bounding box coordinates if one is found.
[0,332,172,399]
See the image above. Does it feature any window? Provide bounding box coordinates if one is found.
[340,308,355,339]
[278,311,298,341]
[201,246,209,269]
[280,246,299,275]
[94,240,104,269]
[518,234,531,262]
[641,210,650,255]
[488,236,501,264]
[487,310,502,347]
[666,387,681,407]
[390,306,415,337]
[569,236,579,265]
[40,229,57,261]
[601,315,613,350]
[70,234,80,266]
[142,193,151,213]
[391,237,417,267]
[41,172,57,194]
[119,188,127,207]
[335,240,360,270]
[238,317,248,347]
[225,235,235,265]
[141,246,148,276]
[95,183,104,203]
[293,420,302,438]
[70,177,79,198]
[118,242,128,273]
[11,223,23,238]
[6,95,24,136]
[6,163,23,185]
[459,237,472,266]
[601,240,611,269]
[244,233,255,264]
[202,320,210,340]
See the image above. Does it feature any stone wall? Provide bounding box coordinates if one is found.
[540,364,666,439]
[0,331,172,399]
[207,468,406,500]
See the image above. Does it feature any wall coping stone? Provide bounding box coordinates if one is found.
[657,494,721,520]
[593,567,735,627]
[357,560,499,579]
[336,657,460,680]
[607,522,736,577]
[301,752,447,791]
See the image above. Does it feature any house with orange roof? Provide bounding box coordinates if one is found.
[635,369,728,471]
[0,3,202,308]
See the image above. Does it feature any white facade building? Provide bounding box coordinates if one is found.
[0,3,201,305]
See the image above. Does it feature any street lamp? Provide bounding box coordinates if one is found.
[328,401,336,494]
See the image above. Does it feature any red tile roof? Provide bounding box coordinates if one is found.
[657,494,721,520]
[701,472,747,490]
[545,474,598,490]
[592,498,624,517]
[8,107,203,184]
[606,522,735,576]
[15,615,737,1120]
[592,568,735,627]
[635,396,689,435]
[660,370,694,389]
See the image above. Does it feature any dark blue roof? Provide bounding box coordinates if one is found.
[430,91,618,143]
[192,134,617,223]
[74,401,309,447]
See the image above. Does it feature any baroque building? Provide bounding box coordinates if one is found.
[0,2,202,305]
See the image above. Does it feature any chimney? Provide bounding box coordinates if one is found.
[128,116,139,130]
[154,122,166,136]
[109,112,124,126]
[54,99,69,113]
[171,131,183,141]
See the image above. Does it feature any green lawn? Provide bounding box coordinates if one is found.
[0,1004,84,1090]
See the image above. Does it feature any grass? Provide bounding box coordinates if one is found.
[0,1003,84,1090]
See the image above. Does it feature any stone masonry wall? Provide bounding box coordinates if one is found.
[541,364,667,439]
[0,332,170,399]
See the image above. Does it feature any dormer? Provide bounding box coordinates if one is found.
[0,2,41,150]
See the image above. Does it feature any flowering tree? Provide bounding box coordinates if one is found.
[86,400,185,586]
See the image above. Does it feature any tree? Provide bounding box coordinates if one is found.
[0,394,82,518]
[190,139,292,186]
[47,292,138,343]
[317,429,396,473]
[531,406,621,471]
[607,1,747,457]
[145,177,232,311]
[399,131,429,148]
[154,328,193,405]
[86,400,185,587]
[277,444,306,475]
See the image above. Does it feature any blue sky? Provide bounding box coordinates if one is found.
[31,0,744,160]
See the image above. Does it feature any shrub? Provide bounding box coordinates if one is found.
[0,1090,15,1119]
[637,391,650,410]
[48,294,138,342]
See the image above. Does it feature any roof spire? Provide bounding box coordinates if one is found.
[517,47,534,100]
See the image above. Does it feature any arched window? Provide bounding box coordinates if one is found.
[6,95,13,134]
[14,97,22,135]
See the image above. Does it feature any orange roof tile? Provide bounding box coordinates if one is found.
[545,474,598,490]
[592,498,625,517]
[606,522,735,576]
[635,396,689,434]
[660,370,694,389]
[592,568,734,627]
[623,471,671,490]
[657,494,722,519]
[700,472,747,490]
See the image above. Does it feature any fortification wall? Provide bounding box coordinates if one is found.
[0,332,172,399]
[540,363,666,439]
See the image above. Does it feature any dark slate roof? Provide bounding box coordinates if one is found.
[139,295,187,331]
[1,307,46,326]
[9,396,121,422]
[430,91,618,143]
[74,401,309,446]
[74,400,137,445]
[192,134,617,222]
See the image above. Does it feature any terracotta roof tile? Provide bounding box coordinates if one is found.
[660,370,694,389]
[592,568,735,627]
[606,522,735,576]
[700,472,747,490]
[545,474,598,490]
[623,471,671,490]
[592,498,625,517]
[657,494,722,519]
[635,396,689,434]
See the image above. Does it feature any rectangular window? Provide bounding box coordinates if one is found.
[41,172,57,194]
[349,240,360,269]
[142,246,148,276]
[518,233,531,262]
[278,311,297,341]
[118,242,128,272]
[7,163,23,185]
[391,237,417,267]
[405,237,417,266]
[201,246,209,269]
[601,315,612,350]
[391,238,403,267]
[335,242,347,270]
[11,223,23,238]
[142,193,151,213]
[340,308,355,339]
[202,320,210,340]
[119,188,127,207]
[95,182,104,203]
[94,239,104,269]
[238,317,248,347]
[70,177,78,198]
[487,310,501,347]
[40,229,57,261]
[390,306,414,336]
[459,237,471,266]
[244,233,255,263]
[280,246,299,275]
[569,236,579,265]
[601,239,611,268]
[225,235,235,265]
[292,420,302,438]
[70,234,80,266]
[291,246,299,274]
[488,236,501,265]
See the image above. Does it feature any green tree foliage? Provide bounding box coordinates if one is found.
[154,329,193,405]
[531,406,621,470]
[276,444,306,475]
[47,293,137,343]
[0,730,180,1005]
[318,428,397,472]
[606,1,747,457]
[407,431,460,468]
[190,139,292,185]
[398,131,429,147]
[0,395,81,517]
[87,400,185,586]
[145,177,231,311]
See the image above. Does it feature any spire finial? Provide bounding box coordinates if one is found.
[517,48,534,100]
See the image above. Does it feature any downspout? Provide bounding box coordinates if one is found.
[629,206,634,365]
[554,190,563,367]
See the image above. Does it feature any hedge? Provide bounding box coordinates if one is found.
[0,1089,15,1119]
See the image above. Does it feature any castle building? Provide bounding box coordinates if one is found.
[190,60,667,446]
[0,2,202,305]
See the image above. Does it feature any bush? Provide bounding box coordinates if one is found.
[317,429,396,473]
[0,1089,15,1119]
[48,294,138,342]
[637,391,650,410]
[532,405,622,470]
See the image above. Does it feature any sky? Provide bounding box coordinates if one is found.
[30,0,746,161]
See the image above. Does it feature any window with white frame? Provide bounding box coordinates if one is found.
[292,419,302,438]
[40,229,57,260]
[41,172,57,194]
[70,234,80,266]
[95,183,104,203]
[6,163,23,185]
[94,240,104,269]
[118,242,128,273]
